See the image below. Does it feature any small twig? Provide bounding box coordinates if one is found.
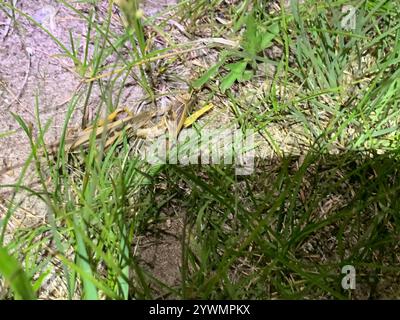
[1,17,12,42]
[1,0,18,42]
[5,45,32,112]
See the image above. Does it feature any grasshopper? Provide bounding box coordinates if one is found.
[47,90,197,158]
[0,91,199,181]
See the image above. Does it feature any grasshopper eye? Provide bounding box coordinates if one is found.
[114,108,133,121]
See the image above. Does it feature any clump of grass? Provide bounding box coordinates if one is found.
[1,0,400,300]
